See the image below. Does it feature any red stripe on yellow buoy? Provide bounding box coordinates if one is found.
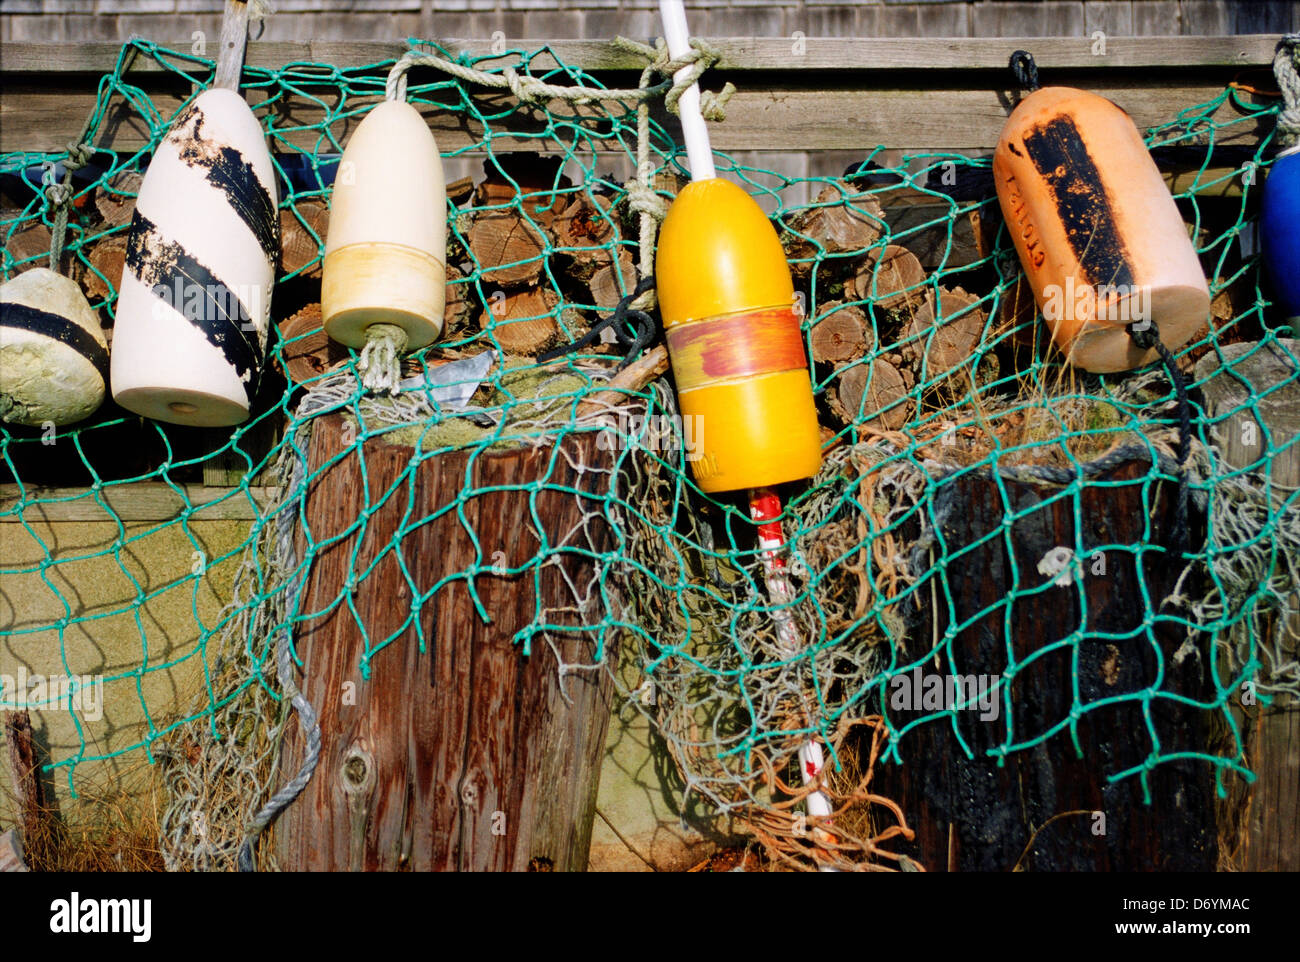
[665,306,807,387]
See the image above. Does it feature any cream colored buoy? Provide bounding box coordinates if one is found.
[1,268,109,426]
[994,86,1210,373]
[110,88,279,427]
[321,99,446,392]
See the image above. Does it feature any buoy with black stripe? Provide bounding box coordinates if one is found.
[321,91,447,394]
[1,268,109,426]
[110,88,279,426]
[994,82,1210,373]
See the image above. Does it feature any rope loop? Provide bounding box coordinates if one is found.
[1009,49,1041,93]
[1274,34,1300,147]
[384,44,671,105]
[658,38,735,121]
[43,179,72,210]
[625,180,668,223]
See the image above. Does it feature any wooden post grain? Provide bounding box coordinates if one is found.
[869,459,1218,870]
[4,711,60,870]
[213,1,252,93]
[276,415,619,870]
[1196,339,1300,872]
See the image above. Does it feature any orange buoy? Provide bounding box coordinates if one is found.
[994,84,1210,373]
[655,178,822,493]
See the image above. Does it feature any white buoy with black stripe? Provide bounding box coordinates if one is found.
[109,2,278,427]
[1,268,109,426]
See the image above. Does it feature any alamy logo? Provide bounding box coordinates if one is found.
[596,412,706,462]
[889,667,1001,722]
[151,277,264,328]
[1042,277,1150,324]
[49,893,151,942]
[0,668,104,722]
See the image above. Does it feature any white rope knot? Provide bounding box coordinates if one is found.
[658,38,734,122]
[697,82,736,122]
[385,45,667,105]
[501,66,556,107]
[357,323,409,396]
[1275,34,1300,147]
[625,181,668,223]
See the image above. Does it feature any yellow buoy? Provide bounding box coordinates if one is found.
[656,178,822,493]
[994,86,1210,373]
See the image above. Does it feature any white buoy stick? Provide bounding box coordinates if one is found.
[658,0,717,181]
[750,490,839,869]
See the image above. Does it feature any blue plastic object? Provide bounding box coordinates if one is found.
[1262,145,1300,322]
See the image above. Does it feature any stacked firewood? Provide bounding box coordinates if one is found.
[272,152,659,381]
[786,181,991,434]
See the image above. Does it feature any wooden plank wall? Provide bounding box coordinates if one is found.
[2,2,1298,47]
[0,36,1283,158]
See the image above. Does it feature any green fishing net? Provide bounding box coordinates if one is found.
[1,38,1296,871]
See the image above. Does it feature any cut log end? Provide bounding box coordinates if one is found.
[466,210,548,288]
[785,181,885,277]
[834,358,914,433]
[93,170,143,229]
[80,236,127,302]
[811,301,873,364]
[277,302,346,383]
[478,285,560,355]
[587,250,637,310]
[904,286,988,381]
[848,244,928,315]
[279,198,330,280]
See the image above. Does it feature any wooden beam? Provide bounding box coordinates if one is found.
[1,36,1280,155]
[0,483,275,522]
[0,75,1271,154]
[0,37,1283,76]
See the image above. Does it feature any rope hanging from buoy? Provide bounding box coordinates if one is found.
[1128,320,1193,554]
[355,322,409,397]
[40,38,132,276]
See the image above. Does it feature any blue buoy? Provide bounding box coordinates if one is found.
[1261,144,1300,323]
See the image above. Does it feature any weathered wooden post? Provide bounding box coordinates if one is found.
[870,457,1219,871]
[1196,338,1299,872]
[4,711,61,871]
[276,415,619,871]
